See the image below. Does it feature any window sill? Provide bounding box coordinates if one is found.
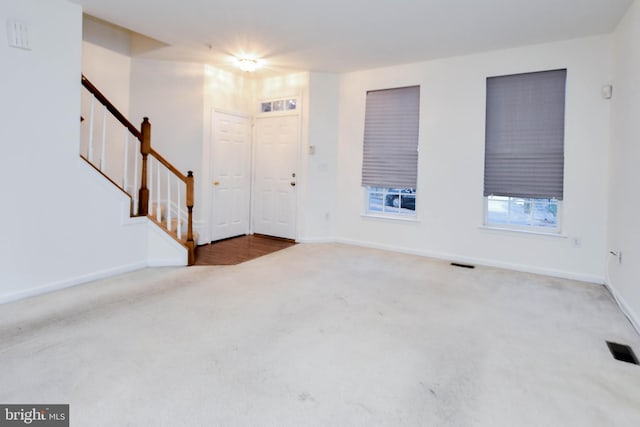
[362,213,419,223]
[479,225,567,238]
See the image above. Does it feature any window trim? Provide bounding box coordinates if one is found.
[361,85,421,220]
[483,69,567,234]
[483,196,563,234]
[256,96,299,117]
[363,186,418,221]
[479,224,568,239]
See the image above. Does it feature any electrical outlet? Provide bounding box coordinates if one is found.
[572,237,582,248]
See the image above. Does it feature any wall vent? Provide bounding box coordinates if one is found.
[6,20,31,50]
[450,262,475,269]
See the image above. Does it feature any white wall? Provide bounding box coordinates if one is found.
[204,65,252,114]
[129,59,204,176]
[82,14,131,57]
[82,42,131,115]
[608,0,640,329]
[0,0,174,303]
[303,72,340,242]
[336,36,612,282]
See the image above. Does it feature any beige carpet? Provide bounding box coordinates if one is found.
[0,243,639,426]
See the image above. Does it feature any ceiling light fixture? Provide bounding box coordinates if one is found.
[236,58,259,72]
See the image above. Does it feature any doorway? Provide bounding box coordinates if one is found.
[210,111,251,242]
[252,114,299,240]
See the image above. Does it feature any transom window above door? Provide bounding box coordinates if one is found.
[260,98,297,113]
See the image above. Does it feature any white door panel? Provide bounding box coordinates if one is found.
[211,112,251,241]
[253,115,298,239]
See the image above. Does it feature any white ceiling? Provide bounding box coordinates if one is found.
[71,0,633,74]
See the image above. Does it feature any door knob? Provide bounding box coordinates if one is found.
[213,181,220,186]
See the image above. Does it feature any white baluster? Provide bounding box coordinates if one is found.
[100,106,107,171]
[177,182,182,239]
[88,96,95,162]
[156,159,161,222]
[133,139,139,215]
[123,133,129,191]
[166,170,172,232]
[148,155,153,215]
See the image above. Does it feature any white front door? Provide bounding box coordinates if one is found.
[210,112,251,241]
[253,114,299,240]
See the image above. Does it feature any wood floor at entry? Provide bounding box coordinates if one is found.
[195,235,295,265]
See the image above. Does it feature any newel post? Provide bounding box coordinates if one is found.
[138,117,151,216]
[186,170,195,265]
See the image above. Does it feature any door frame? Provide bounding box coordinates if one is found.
[250,96,302,240]
[209,108,253,242]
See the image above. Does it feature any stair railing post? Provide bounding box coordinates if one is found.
[186,170,195,265]
[138,117,151,216]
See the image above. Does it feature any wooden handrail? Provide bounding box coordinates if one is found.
[149,148,189,183]
[81,74,142,140]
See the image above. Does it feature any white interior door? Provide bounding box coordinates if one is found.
[253,114,299,240]
[210,112,251,241]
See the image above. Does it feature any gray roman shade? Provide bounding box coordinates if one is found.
[484,69,566,200]
[362,86,420,189]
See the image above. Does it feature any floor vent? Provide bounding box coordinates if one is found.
[450,262,475,269]
[606,341,639,365]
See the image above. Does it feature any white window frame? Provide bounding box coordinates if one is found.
[483,195,562,234]
[361,86,420,220]
[483,69,566,234]
[363,186,417,220]
[257,97,298,116]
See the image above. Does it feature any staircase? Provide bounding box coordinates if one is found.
[80,75,196,265]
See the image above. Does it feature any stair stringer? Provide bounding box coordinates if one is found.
[82,158,188,268]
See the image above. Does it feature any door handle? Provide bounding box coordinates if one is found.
[213,181,220,186]
[290,181,296,187]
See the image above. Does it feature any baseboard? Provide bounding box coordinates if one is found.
[296,237,335,244]
[147,258,187,267]
[0,262,147,305]
[604,283,640,335]
[334,238,605,284]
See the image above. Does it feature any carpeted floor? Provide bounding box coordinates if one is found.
[0,243,639,426]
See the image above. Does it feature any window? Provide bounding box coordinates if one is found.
[367,187,416,214]
[484,69,566,232]
[260,98,297,113]
[362,86,420,217]
[486,196,559,229]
